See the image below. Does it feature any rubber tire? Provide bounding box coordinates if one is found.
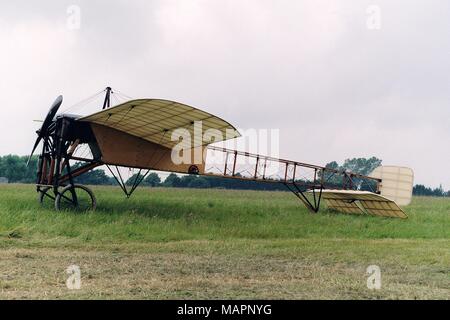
[38,186,52,206]
[39,186,66,208]
[55,184,97,212]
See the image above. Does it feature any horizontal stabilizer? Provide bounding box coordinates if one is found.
[320,190,408,219]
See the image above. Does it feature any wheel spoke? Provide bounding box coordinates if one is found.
[43,193,56,201]
[61,193,76,205]
[70,189,79,207]
[39,187,56,209]
[55,185,96,212]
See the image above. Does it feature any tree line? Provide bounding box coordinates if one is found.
[0,154,448,197]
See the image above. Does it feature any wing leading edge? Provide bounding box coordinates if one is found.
[79,99,241,149]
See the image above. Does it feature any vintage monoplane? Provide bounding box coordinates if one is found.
[29,87,414,218]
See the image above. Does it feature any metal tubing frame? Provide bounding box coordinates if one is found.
[207,145,381,186]
[105,165,151,198]
[206,145,381,213]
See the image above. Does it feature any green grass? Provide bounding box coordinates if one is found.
[0,184,449,299]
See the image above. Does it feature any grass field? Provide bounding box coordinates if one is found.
[0,184,448,299]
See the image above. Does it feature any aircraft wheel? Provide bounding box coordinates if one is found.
[55,184,97,212]
[38,186,57,209]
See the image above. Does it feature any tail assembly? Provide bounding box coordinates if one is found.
[370,166,414,206]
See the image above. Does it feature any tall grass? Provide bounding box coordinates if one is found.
[0,184,448,245]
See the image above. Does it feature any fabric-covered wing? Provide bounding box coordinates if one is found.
[78,99,241,149]
[320,190,408,219]
[325,198,365,215]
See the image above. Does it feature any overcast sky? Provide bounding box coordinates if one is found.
[0,0,448,188]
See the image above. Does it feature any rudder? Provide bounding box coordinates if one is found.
[370,166,414,206]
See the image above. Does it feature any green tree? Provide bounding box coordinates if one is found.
[0,155,27,182]
[179,175,197,188]
[321,157,382,190]
[188,177,210,189]
[126,172,161,187]
[125,173,142,186]
[144,172,161,187]
[23,156,39,183]
[322,161,341,186]
[163,173,181,187]
[75,168,114,185]
[341,157,382,176]
[325,161,340,171]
